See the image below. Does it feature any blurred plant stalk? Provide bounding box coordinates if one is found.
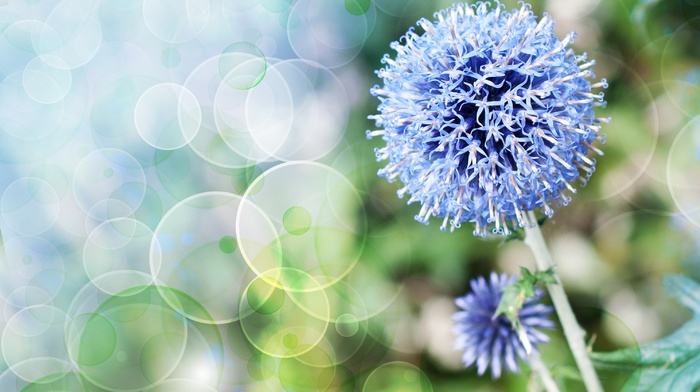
[529,353,560,392]
[524,211,603,392]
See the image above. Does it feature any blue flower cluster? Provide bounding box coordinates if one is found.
[453,273,554,378]
[368,1,608,236]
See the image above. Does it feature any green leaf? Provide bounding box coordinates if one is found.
[521,283,535,298]
[591,275,700,391]
[494,285,526,329]
[662,275,700,314]
[493,267,555,329]
[520,266,535,280]
[534,269,557,285]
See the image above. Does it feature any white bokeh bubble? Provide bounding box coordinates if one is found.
[0,235,65,303]
[36,0,102,69]
[2,305,71,383]
[142,0,210,43]
[150,192,273,324]
[238,267,330,359]
[237,162,367,290]
[0,70,66,141]
[219,43,267,90]
[22,55,72,104]
[1,177,60,236]
[241,59,293,159]
[260,0,293,13]
[63,281,188,391]
[246,59,348,161]
[231,191,284,277]
[213,56,282,165]
[84,218,155,295]
[3,286,53,313]
[287,0,375,69]
[362,361,432,391]
[223,0,259,12]
[185,53,269,168]
[72,148,147,220]
[0,19,53,76]
[54,189,90,238]
[0,10,18,34]
[134,82,201,150]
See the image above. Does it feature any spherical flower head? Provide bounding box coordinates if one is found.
[453,272,554,378]
[367,1,609,236]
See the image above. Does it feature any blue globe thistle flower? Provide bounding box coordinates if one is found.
[367,1,609,236]
[453,272,554,378]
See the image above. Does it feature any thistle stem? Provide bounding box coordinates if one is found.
[523,211,603,392]
[529,353,560,392]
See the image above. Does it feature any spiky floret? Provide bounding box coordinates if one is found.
[453,272,554,378]
[368,1,608,236]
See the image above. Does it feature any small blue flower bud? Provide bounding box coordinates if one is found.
[453,272,554,378]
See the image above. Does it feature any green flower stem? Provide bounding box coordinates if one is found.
[529,353,560,392]
[524,211,603,392]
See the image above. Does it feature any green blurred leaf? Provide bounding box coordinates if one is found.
[494,267,555,329]
[494,284,527,329]
[591,275,700,391]
[534,270,557,285]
